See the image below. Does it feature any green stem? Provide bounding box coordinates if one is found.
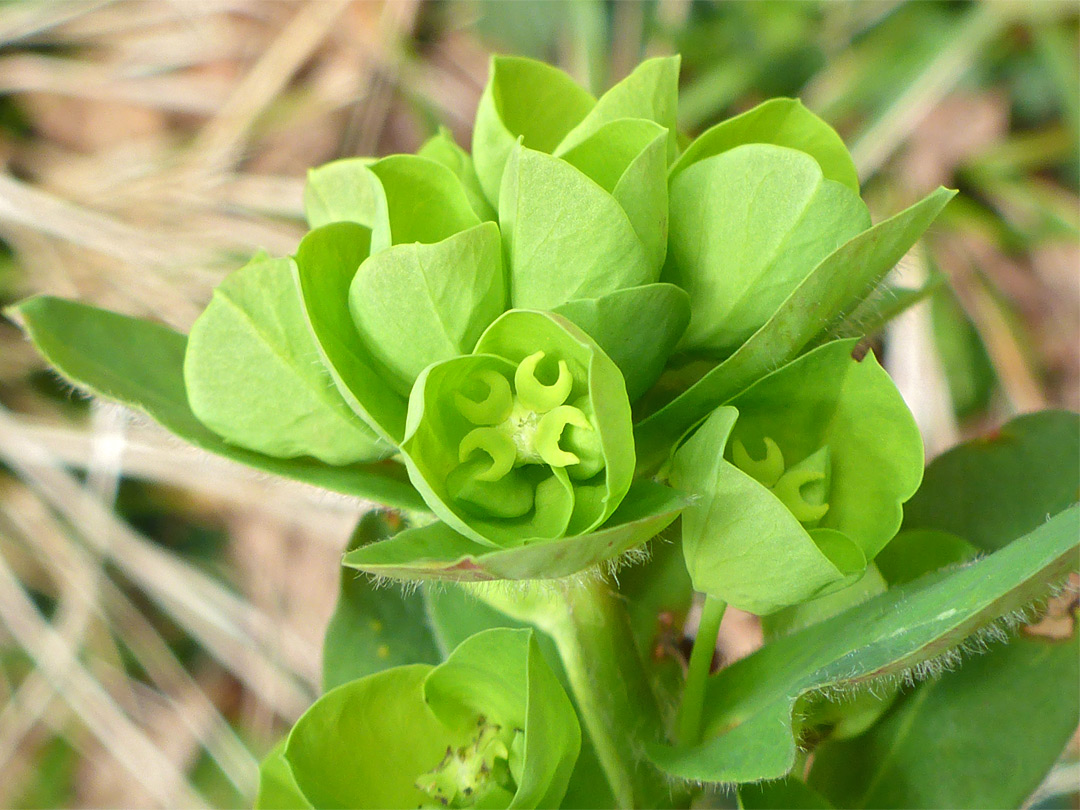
[677,594,727,746]
[545,579,671,809]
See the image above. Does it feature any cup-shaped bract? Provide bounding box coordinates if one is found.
[402,310,634,547]
[272,629,580,810]
[671,340,923,615]
[471,54,678,204]
[472,55,680,311]
[348,154,506,395]
[666,142,870,358]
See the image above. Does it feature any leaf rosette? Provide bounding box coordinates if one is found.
[263,628,580,810]
[671,340,924,615]
[401,310,635,548]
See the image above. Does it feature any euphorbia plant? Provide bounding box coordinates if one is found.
[9,55,1078,810]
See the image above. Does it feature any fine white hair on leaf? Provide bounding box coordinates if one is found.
[361,536,662,597]
[658,575,1072,792]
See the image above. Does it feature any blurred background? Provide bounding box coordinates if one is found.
[0,1,1076,806]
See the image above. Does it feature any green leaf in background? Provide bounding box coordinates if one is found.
[254,741,310,810]
[739,776,834,810]
[903,410,1080,551]
[875,528,979,587]
[418,127,497,221]
[929,284,997,419]
[809,630,1080,809]
[293,222,409,444]
[366,154,481,253]
[615,532,694,703]
[322,511,441,692]
[555,55,681,162]
[671,97,860,192]
[183,255,388,465]
[671,340,922,614]
[9,296,425,510]
[666,143,870,356]
[499,143,656,310]
[343,481,688,582]
[635,187,955,473]
[423,582,534,655]
[303,157,377,228]
[285,629,580,809]
[472,55,596,205]
[554,283,690,402]
[349,221,505,393]
[646,505,1079,784]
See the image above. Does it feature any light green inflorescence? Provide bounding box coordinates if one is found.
[415,716,524,809]
[448,352,603,519]
[731,437,832,525]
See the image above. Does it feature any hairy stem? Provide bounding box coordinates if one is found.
[677,594,727,746]
[544,579,672,809]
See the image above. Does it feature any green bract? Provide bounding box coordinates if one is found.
[666,143,870,356]
[670,340,923,615]
[472,55,678,207]
[267,628,579,810]
[402,310,634,547]
[472,56,680,311]
[349,155,505,394]
[183,254,391,465]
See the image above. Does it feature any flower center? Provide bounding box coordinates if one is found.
[447,353,605,519]
[454,352,604,478]
[732,436,831,525]
[415,716,521,809]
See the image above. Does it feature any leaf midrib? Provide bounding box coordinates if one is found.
[215,286,372,438]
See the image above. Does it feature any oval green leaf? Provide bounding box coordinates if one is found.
[184,254,388,465]
[671,97,859,192]
[472,55,596,205]
[666,143,869,356]
[9,296,423,509]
